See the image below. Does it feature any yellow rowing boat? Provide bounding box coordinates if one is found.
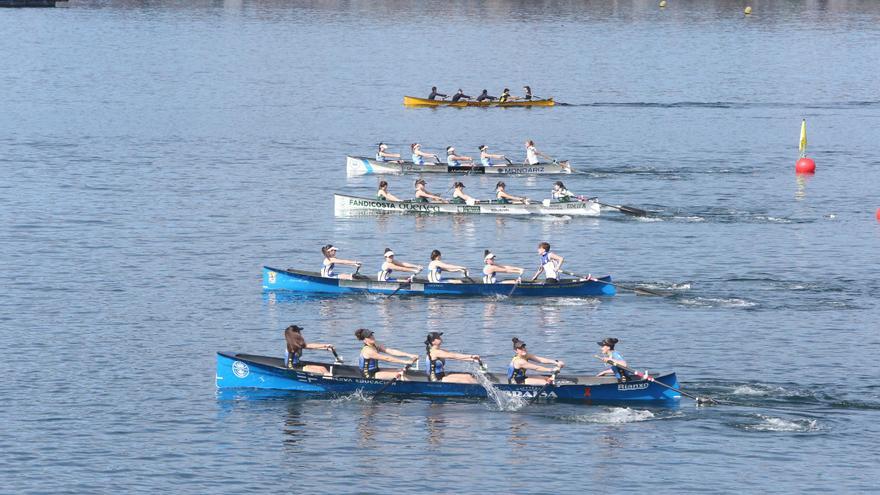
[403,96,555,107]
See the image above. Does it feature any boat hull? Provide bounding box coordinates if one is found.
[334,194,600,217]
[216,352,680,403]
[262,266,616,297]
[403,96,555,107]
[346,156,572,177]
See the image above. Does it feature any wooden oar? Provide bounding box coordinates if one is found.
[560,270,668,297]
[372,360,416,398]
[528,367,561,405]
[592,356,716,405]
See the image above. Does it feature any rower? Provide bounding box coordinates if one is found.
[411,143,440,166]
[551,181,576,202]
[284,324,336,375]
[522,85,533,101]
[377,180,401,201]
[530,242,564,284]
[596,337,632,382]
[378,248,422,282]
[356,328,418,380]
[508,337,564,385]
[479,145,506,167]
[498,88,512,103]
[524,140,552,165]
[482,250,524,284]
[446,146,473,167]
[424,332,482,383]
[427,86,447,100]
[495,181,529,204]
[451,182,478,205]
[376,143,402,163]
[475,89,497,102]
[427,249,469,284]
[321,244,362,280]
[414,178,447,203]
[451,89,472,102]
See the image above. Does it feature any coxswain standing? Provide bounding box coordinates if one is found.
[530,242,564,284]
[524,140,553,165]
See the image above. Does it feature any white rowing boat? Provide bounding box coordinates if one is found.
[333,193,600,217]
[346,156,573,177]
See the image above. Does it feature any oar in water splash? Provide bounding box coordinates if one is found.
[528,367,561,405]
[592,355,716,405]
[372,359,417,398]
[560,270,668,297]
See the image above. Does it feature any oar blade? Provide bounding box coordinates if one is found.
[617,205,650,217]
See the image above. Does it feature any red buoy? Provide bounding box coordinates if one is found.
[876,208,880,221]
[796,157,816,174]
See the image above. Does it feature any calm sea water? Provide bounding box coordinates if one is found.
[2,0,879,493]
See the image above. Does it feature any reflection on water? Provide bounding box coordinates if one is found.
[795,174,809,201]
[424,404,447,447]
[283,402,306,448]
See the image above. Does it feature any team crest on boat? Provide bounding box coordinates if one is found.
[232,361,250,378]
[267,271,276,284]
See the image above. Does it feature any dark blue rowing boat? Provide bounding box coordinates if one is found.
[262,266,616,297]
[216,352,680,403]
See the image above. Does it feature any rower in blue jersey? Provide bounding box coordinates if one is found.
[508,337,564,385]
[284,325,336,375]
[495,181,530,204]
[478,145,506,167]
[414,178,447,203]
[424,332,481,383]
[375,143,402,163]
[427,250,469,284]
[321,244,362,280]
[355,328,418,380]
[377,180,402,201]
[451,182,479,205]
[596,337,632,381]
[411,143,440,165]
[378,248,422,282]
[530,241,564,284]
[482,250,524,284]
[445,146,473,167]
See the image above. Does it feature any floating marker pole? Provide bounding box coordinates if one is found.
[795,119,816,174]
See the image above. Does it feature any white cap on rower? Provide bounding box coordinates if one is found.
[446,146,455,153]
[484,252,496,261]
[384,250,395,258]
[379,143,388,150]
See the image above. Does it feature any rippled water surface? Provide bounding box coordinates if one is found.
[1,1,879,493]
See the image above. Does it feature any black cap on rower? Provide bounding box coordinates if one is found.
[597,337,619,348]
[425,332,443,344]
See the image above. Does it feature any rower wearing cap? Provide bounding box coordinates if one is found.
[321,244,362,280]
[476,89,497,102]
[508,337,564,385]
[495,181,529,204]
[530,242,564,284]
[377,180,401,202]
[524,140,552,165]
[451,182,478,205]
[522,85,533,101]
[284,325,336,375]
[479,145,506,167]
[414,178,447,203]
[378,248,422,282]
[411,143,440,166]
[427,86,448,100]
[427,249,469,284]
[498,88,512,103]
[451,89,472,102]
[596,337,632,381]
[356,328,418,380]
[482,250,524,284]
[424,332,481,383]
[551,181,576,202]
[376,143,402,163]
[446,146,473,167]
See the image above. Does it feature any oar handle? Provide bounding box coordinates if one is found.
[329,346,344,363]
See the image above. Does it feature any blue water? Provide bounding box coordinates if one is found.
[1,0,879,492]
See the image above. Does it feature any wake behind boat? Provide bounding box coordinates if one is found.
[346,156,572,177]
[334,193,600,217]
[263,266,616,297]
[216,352,679,403]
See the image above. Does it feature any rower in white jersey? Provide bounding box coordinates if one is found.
[530,242,564,284]
[523,139,553,165]
[451,182,479,205]
[551,181,577,202]
[427,250,470,284]
[378,248,422,282]
[482,250,524,284]
[320,244,362,280]
[445,146,474,167]
[410,143,440,165]
[478,145,506,167]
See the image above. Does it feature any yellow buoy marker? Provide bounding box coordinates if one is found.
[744,6,752,15]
